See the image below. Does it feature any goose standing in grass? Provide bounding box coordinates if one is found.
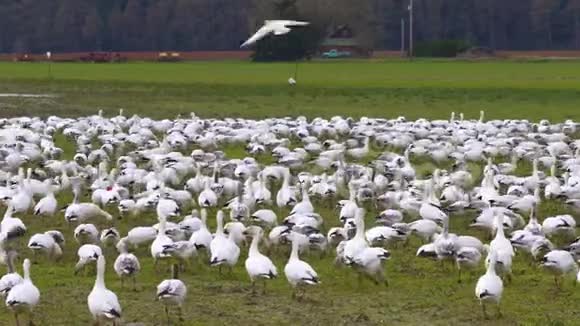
[150,217,175,271]
[1,204,27,241]
[209,211,240,272]
[87,255,122,326]
[189,209,212,251]
[0,251,22,299]
[541,250,579,288]
[156,264,187,323]
[5,259,40,326]
[284,232,320,299]
[340,208,368,264]
[113,238,140,290]
[475,251,503,319]
[244,226,277,294]
[33,182,57,216]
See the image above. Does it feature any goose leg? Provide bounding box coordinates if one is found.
[481,303,488,319]
[251,280,256,295]
[457,268,462,284]
[165,305,170,323]
[496,304,502,318]
[178,305,184,322]
[262,279,267,295]
[13,313,20,326]
[132,275,138,291]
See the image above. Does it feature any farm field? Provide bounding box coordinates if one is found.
[0,60,579,326]
[1,60,580,120]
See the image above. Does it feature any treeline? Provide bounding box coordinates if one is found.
[0,0,579,53]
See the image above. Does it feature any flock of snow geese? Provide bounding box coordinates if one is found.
[0,110,579,324]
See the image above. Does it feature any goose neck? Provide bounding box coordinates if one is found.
[290,239,300,260]
[249,234,261,256]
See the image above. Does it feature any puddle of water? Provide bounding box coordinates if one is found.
[0,93,57,98]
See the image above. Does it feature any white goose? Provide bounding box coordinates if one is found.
[189,209,213,251]
[74,223,99,245]
[284,232,320,299]
[340,208,368,264]
[290,183,314,215]
[276,168,297,208]
[87,255,122,325]
[113,238,141,290]
[75,244,103,274]
[5,259,40,326]
[27,232,62,260]
[351,247,391,285]
[1,204,27,241]
[150,217,175,270]
[33,182,57,216]
[198,179,218,208]
[0,251,22,299]
[209,211,240,272]
[244,226,277,293]
[541,250,579,288]
[156,264,187,323]
[100,227,121,247]
[475,250,503,319]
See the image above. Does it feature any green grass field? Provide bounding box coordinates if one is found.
[1,60,580,121]
[0,60,579,325]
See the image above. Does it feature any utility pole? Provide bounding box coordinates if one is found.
[401,18,406,56]
[409,0,414,58]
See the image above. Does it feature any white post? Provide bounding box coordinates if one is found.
[401,18,405,56]
[46,51,52,79]
[409,0,414,58]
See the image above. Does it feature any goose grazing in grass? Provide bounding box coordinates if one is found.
[88,255,122,325]
[5,259,40,326]
[542,215,576,239]
[351,247,391,286]
[100,227,120,247]
[251,209,278,227]
[75,244,103,275]
[407,219,442,243]
[455,246,482,283]
[27,232,62,261]
[209,211,240,272]
[64,179,113,223]
[113,238,140,290]
[156,264,187,323]
[284,232,320,300]
[0,251,22,299]
[475,250,503,319]
[244,226,277,294]
[125,226,157,248]
[541,250,579,288]
[74,223,99,245]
